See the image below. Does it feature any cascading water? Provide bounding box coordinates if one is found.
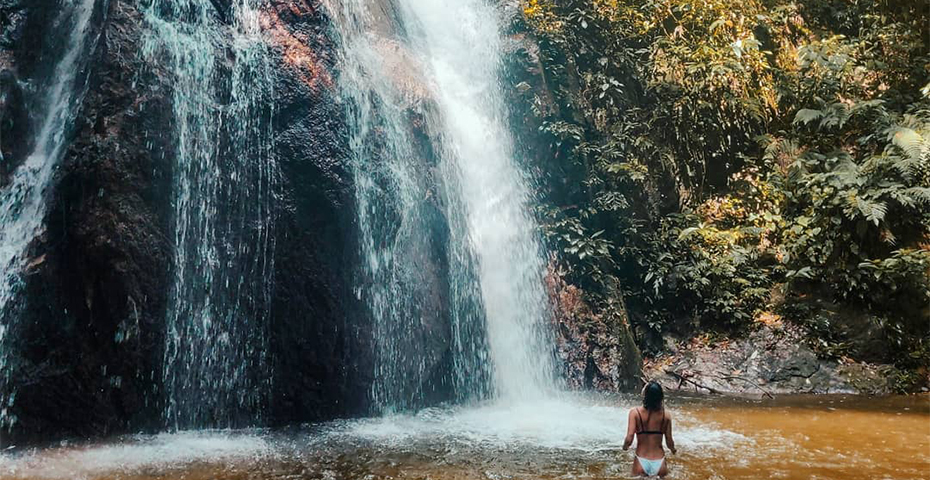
[141,0,276,430]
[0,0,99,434]
[399,0,558,401]
[330,0,557,411]
[328,0,486,411]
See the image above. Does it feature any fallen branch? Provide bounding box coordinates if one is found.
[714,375,775,399]
[664,369,722,395]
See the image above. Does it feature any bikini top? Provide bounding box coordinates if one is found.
[636,409,665,435]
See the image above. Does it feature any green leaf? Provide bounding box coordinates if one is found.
[795,267,813,279]
[794,109,823,125]
[891,128,928,163]
[902,187,930,204]
[855,197,888,225]
[678,227,700,241]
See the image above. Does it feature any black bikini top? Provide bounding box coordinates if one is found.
[636,409,665,435]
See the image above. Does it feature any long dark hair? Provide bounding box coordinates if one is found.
[643,381,664,411]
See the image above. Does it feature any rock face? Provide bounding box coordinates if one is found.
[0,0,375,445]
[2,0,173,445]
[643,325,896,396]
[547,268,643,392]
[261,0,373,425]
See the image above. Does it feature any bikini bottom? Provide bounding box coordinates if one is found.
[636,456,665,477]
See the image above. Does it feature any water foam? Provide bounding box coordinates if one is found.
[326,395,747,453]
[0,398,750,479]
[0,432,271,480]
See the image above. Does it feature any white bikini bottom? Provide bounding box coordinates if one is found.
[636,456,665,476]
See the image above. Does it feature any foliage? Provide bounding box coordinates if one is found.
[518,0,930,375]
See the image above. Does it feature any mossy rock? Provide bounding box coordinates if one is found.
[835,363,895,395]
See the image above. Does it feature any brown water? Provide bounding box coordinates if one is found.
[2,394,927,480]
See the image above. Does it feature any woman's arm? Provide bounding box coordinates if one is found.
[622,408,636,450]
[665,413,677,454]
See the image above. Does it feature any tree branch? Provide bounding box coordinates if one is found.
[713,375,775,399]
[664,369,722,395]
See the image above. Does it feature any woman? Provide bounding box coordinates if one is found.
[623,381,676,477]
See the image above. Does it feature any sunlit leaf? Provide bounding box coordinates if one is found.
[794,109,823,125]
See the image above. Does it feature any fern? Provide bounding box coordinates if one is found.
[843,191,887,225]
[890,127,929,165]
[901,187,930,204]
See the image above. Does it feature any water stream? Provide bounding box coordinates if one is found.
[140,0,276,430]
[329,0,453,411]
[0,0,99,434]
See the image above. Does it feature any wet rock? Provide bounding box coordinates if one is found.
[262,0,375,424]
[8,0,173,446]
[835,363,898,396]
[262,0,333,91]
[763,347,819,383]
[209,0,232,22]
[643,324,896,396]
[263,0,458,415]
[0,0,61,181]
[2,0,382,446]
[0,68,28,175]
[547,266,642,391]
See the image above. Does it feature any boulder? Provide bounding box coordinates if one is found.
[643,324,896,396]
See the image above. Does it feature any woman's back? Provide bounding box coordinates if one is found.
[623,381,676,477]
[633,406,668,457]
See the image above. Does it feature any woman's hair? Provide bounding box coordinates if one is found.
[642,381,664,411]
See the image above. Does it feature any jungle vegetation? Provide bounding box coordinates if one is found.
[517,0,930,389]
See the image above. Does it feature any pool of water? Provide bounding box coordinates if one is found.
[1,393,927,480]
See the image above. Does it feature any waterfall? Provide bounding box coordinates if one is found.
[0,0,99,433]
[327,0,469,411]
[330,0,557,411]
[398,0,557,401]
[141,0,276,430]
